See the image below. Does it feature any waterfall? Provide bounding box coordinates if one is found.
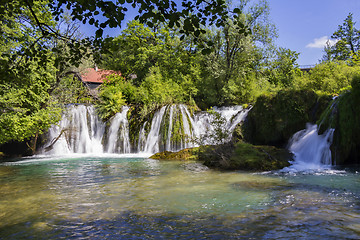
[214,105,250,133]
[105,106,131,153]
[287,123,335,170]
[142,106,167,153]
[43,105,130,155]
[179,105,193,149]
[43,105,105,155]
[42,104,249,155]
[166,105,174,151]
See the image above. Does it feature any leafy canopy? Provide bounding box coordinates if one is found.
[325,13,360,62]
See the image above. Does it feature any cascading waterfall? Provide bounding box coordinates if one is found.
[215,105,250,133]
[42,104,249,155]
[166,105,174,151]
[105,106,131,153]
[136,104,250,153]
[43,105,131,155]
[44,105,105,155]
[287,123,335,170]
[142,106,167,154]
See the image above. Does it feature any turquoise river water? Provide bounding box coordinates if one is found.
[0,155,360,239]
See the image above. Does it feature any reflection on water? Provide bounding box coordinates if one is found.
[0,156,360,239]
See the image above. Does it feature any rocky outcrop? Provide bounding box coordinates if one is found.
[242,89,331,146]
[199,142,292,171]
[318,76,360,165]
[150,142,292,171]
[149,147,200,161]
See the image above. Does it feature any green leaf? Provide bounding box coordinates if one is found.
[233,8,241,14]
[96,29,103,38]
[201,48,212,55]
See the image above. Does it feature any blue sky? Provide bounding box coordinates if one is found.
[269,0,360,65]
[80,0,360,66]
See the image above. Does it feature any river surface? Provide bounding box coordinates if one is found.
[0,155,360,239]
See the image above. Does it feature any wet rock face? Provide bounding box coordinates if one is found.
[330,77,360,165]
[242,90,331,147]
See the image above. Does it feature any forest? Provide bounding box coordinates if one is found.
[1,0,360,158]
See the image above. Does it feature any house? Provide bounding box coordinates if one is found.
[81,67,121,89]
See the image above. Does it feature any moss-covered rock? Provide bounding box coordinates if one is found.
[242,89,332,146]
[149,147,200,161]
[230,142,292,171]
[151,141,292,171]
[320,76,360,165]
[201,142,292,171]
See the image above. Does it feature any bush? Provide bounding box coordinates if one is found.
[294,61,360,94]
[242,89,332,146]
[95,75,127,121]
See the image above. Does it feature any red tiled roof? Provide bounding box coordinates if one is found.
[81,68,121,84]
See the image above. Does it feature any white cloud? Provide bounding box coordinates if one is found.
[306,36,338,48]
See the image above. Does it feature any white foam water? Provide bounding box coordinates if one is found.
[43,105,130,155]
[43,104,250,156]
[285,123,335,172]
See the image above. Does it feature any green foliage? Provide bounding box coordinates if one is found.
[294,61,360,94]
[266,47,301,87]
[320,75,360,165]
[149,147,200,161]
[326,13,360,62]
[3,0,246,71]
[0,1,64,145]
[51,0,244,43]
[242,89,332,146]
[194,0,277,108]
[0,105,62,145]
[0,0,98,147]
[99,21,202,117]
[221,71,273,105]
[95,75,127,121]
[51,76,92,104]
[139,66,184,105]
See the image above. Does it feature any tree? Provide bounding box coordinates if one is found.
[195,0,277,107]
[97,21,203,120]
[95,75,127,121]
[0,1,63,146]
[267,47,300,86]
[294,61,360,94]
[0,1,90,148]
[327,13,360,61]
[1,0,248,67]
